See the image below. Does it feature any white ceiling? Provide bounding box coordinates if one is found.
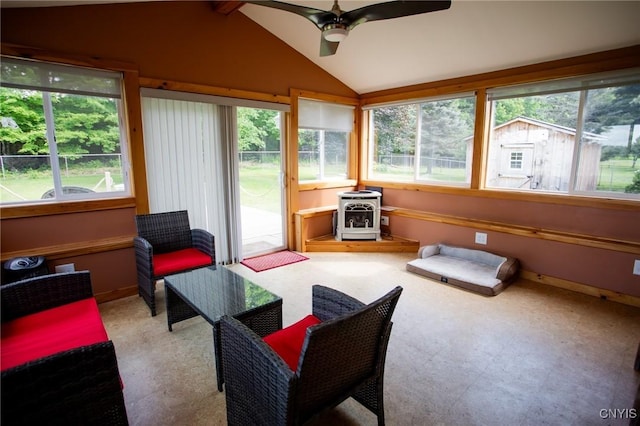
[240,0,640,94]
[3,1,640,94]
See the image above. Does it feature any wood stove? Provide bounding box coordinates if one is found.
[335,190,381,241]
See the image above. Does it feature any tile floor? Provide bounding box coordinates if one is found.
[99,252,640,426]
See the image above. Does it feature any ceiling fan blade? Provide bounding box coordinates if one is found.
[245,1,338,30]
[319,35,340,57]
[342,0,452,30]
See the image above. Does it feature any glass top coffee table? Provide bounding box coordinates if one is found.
[164,266,282,391]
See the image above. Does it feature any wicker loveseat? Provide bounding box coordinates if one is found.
[221,285,403,426]
[1,271,128,425]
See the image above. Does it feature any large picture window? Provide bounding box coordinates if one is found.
[0,57,130,205]
[366,94,476,185]
[485,69,640,198]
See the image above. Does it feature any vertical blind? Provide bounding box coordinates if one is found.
[141,96,241,264]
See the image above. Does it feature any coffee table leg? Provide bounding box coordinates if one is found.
[213,323,224,392]
[165,284,199,332]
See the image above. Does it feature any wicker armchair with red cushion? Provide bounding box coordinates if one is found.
[134,210,215,316]
[220,284,403,426]
[1,271,128,425]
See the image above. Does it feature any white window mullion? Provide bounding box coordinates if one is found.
[414,105,422,181]
[41,92,63,198]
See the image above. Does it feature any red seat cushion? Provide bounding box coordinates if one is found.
[264,314,322,371]
[1,298,109,371]
[153,248,212,277]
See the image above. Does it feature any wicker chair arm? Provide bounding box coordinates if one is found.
[1,271,93,322]
[191,229,216,260]
[133,235,153,264]
[311,285,366,322]
[1,340,128,425]
[133,235,153,257]
[220,315,295,426]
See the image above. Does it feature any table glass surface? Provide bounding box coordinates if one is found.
[164,266,281,325]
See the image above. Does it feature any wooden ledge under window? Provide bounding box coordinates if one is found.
[0,235,136,262]
[0,197,136,219]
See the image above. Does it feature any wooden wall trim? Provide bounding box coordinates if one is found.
[360,180,639,212]
[387,207,640,255]
[1,42,138,73]
[520,270,640,308]
[139,77,291,105]
[0,235,135,262]
[0,198,136,219]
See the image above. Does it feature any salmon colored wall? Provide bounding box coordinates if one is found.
[384,190,640,297]
[0,2,356,98]
[1,209,136,252]
[382,189,640,242]
[47,249,137,297]
[1,208,138,299]
[298,187,356,210]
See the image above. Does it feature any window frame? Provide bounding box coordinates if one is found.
[0,55,134,207]
[292,91,359,192]
[485,69,640,200]
[0,45,141,219]
[363,92,477,188]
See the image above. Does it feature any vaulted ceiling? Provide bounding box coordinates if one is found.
[236,1,640,94]
[4,1,640,94]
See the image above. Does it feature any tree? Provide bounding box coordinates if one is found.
[0,88,121,157]
[630,136,640,168]
[586,85,640,154]
[625,168,640,193]
[373,104,417,159]
[0,89,47,155]
[237,107,280,151]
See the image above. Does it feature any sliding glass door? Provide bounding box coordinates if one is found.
[237,107,286,257]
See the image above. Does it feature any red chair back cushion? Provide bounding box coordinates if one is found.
[263,314,321,371]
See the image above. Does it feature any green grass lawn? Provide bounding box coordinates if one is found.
[1,171,124,203]
[597,158,636,192]
[239,162,282,213]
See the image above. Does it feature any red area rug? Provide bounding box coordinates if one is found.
[241,250,309,272]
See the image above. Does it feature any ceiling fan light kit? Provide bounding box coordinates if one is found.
[247,0,452,56]
[322,24,349,42]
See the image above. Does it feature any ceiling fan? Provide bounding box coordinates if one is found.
[246,0,452,57]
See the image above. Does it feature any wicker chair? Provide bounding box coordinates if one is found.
[1,272,128,425]
[134,210,215,316]
[220,285,403,426]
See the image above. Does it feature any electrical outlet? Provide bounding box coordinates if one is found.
[55,263,75,273]
[475,232,487,245]
[380,216,389,226]
[633,259,640,276]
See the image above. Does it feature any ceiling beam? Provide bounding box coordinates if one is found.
[211,1,245,15]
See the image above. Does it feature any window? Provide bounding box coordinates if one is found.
[366,93,476,185]
[486,69,640,198]
[0,57,130,205]
[510,152,523,170]
[298,99,354,182]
